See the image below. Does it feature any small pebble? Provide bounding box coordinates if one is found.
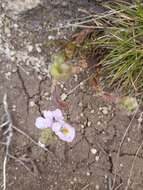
[38,75,42,80]
[80,82,84,89]
[95,185,100,190]
[12,105,16,111]
[61,93,67,101]
[5,72,11,79]
[74,74,78,82]
[73,177,77,181]
[35,44,41,53]
[48,35,55,40]
[127,137,131,142]
[60,83,64,89]
[81,125,85,129]
[80,113,84,117]
[95,156,99,161]
[86,172,90,176]
[78,102,82,107]
[14,23,18,29]
[90,109,95,113]
[101,107,108,115]
[87,121,91,127]
[97,121,101,125]
[29,101,35,107]
[90,148,97,155]
[120,163,124,167]
[27,45,33,52]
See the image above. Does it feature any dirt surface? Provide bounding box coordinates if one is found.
[0,1,143,190]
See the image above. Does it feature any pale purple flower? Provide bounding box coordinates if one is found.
[35,109,76,142]
[52,121,75,142]
[46,109,64,121]
[35,109,64,129]
[35,116,52,129]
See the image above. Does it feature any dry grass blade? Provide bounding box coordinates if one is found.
[124,111,143,190]
[124,140,143,190]
[8,154,34,176]
[12,125,60,163]
[1,94,13,190]
[112,107,139,190]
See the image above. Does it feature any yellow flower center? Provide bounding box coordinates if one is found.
[61,128,69,135]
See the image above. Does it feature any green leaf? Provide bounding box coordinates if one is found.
[119,96,138,112]
[50,62,72,80]
[39,128,57,145]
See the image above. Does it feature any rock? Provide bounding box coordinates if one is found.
[3,0,41,18]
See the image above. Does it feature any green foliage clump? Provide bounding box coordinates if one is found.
[39,128,57,145]
[50,52,72,80]
[119,96,138,112]
[87,1,143,98]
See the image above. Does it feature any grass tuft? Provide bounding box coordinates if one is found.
[76,1,143,98]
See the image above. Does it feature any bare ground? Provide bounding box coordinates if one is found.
[0,1,143,190]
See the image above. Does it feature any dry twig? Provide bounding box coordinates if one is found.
[112,107,139,190]
[124,111,143,190]
[1,94,13,190]
[124,140,143,190]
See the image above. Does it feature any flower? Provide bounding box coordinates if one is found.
[35,116,52,129]
[52,121,75,142]
[35,109,76,143]
[35,109,64,129]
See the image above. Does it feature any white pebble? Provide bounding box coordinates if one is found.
[29,101,35,107]
[86,172,90,176]
[87,121,91,127]
[120,163,123,167]
[95,156,99,161]
[35,44,41,53]
[90,109,95,113]
[127,137,131,142]
[48,35,55,40]
[97,121,101,125]
[38,75,42,80]
[95,185,99,190]
[80,113,84,117]
[61,93,67,101]
[12,105,16,111]
[74,74,78,82]
[81,125,85,129]
[101,107,108,115]
[27,45,33,52]
[5,72,11,79]
[60,83,64,89]
[78,102,82,107]
[73,177,77,181]
[90,148,97,155]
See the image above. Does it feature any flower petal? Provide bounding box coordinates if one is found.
[52,122,63,133]
[52,109,64,121]
[43,110,53,119]
[35,117,47,129]
[45,117,53,128]
[52,122,75,142]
